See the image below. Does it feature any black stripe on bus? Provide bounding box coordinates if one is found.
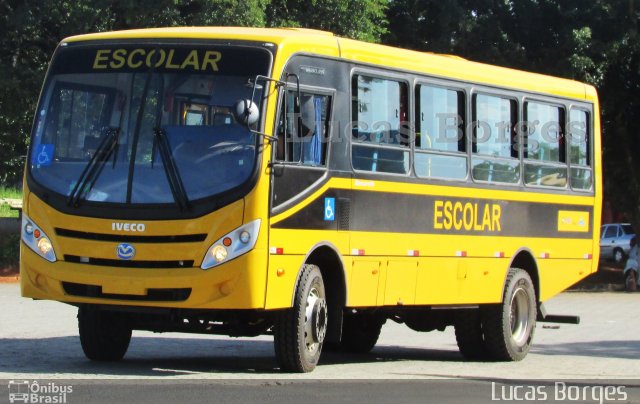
[64,255,194,268]
[55,228,207,243]
[271,188,593,239]
[62,281,191,302]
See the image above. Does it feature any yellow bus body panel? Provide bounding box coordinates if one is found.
[22,27,602,312]
[21,193,269,309]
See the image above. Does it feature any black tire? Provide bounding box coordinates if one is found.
[613,248,625,264]
[340,313,384,353]
[481,268,536,361]
[78,305,132,361]
[454,310,487,360]
[274,264,328,372]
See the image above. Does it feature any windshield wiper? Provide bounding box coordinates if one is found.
[67,127,120,207]
[154,127,190,211]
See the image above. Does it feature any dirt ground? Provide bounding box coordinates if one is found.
[0,264,18,282]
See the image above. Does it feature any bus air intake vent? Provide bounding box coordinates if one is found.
[62,282,191,302]
[55,228,207,243]
[337,197,350,231]
[64,255,194,269]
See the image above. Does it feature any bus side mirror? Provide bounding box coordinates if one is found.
[298,95,315,138]
[234,99,259,126]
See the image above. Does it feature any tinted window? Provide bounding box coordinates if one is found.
[473,94,516,158]
[523,101,567,188]
[569,109,589,166]
[471,94,519,184]
[526,102,564,163]
[414,85,467,180]
[569,109,592,191]
[351,74,409,174]
[30,45,270,205]
[276,90,330,166]
[416,85,464,152]
[604,226,618,238]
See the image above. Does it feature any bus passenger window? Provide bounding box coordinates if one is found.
[351,74,409,174]
[568,109,592,190]
[524,101,567,188]
[276,90,330,166]
[415,84,466,180]
[471,94,519,184]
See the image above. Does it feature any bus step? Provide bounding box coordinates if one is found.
[537,303,580,324]
[538,314,580,324]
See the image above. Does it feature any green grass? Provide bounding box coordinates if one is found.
[0,187,22,218]
[0,187,22,199]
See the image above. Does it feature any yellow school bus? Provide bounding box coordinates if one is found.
[21,27,601,372]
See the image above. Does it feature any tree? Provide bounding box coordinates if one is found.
[266,0,388,42]
[600,1,640,232]
[385,0,611,83]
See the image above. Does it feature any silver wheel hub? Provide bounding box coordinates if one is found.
[510,287,531,346]
[304,287,327,354]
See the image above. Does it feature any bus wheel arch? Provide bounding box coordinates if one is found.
[509,249,540,303]
[301,243,347,344]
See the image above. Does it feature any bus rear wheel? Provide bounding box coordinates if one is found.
[482,268,536,361]
[454,310,488,360]
[340,312,384,353]
[78,305,132,361]
[274,264,328,372]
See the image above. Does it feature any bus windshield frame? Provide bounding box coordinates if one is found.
[27,40,274,219]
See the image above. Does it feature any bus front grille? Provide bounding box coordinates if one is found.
[55,228,207,243]
[62,281,191,302]
[64,255,194,269]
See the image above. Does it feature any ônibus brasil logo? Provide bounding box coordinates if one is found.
[8,380,73,403]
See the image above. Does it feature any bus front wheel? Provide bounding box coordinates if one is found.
[482,268,536,361]
[274,264,328,372]
[78,305,132,361]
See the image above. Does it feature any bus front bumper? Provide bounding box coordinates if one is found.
[20,245,268,310]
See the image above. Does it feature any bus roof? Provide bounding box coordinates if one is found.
[62,27,594,102]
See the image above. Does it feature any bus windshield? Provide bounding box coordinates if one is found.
[29,43,271,205]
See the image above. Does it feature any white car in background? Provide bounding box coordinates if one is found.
[600,223,635,263]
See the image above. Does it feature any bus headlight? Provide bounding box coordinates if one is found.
[21,214,57,262]
[211,245,228,262]
[37,238,53,255]
[201,219,261,270]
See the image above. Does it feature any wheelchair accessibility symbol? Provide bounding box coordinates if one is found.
[33,144,54,167]
[324,197,335,221]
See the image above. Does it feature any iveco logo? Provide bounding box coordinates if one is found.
[112,222,146,232]
[116,243,136,260]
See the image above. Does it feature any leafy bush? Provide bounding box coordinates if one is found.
[0,232,20,270]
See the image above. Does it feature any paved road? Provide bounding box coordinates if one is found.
[1,283,639,402]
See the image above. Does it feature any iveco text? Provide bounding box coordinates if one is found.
[111,223,146,232]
